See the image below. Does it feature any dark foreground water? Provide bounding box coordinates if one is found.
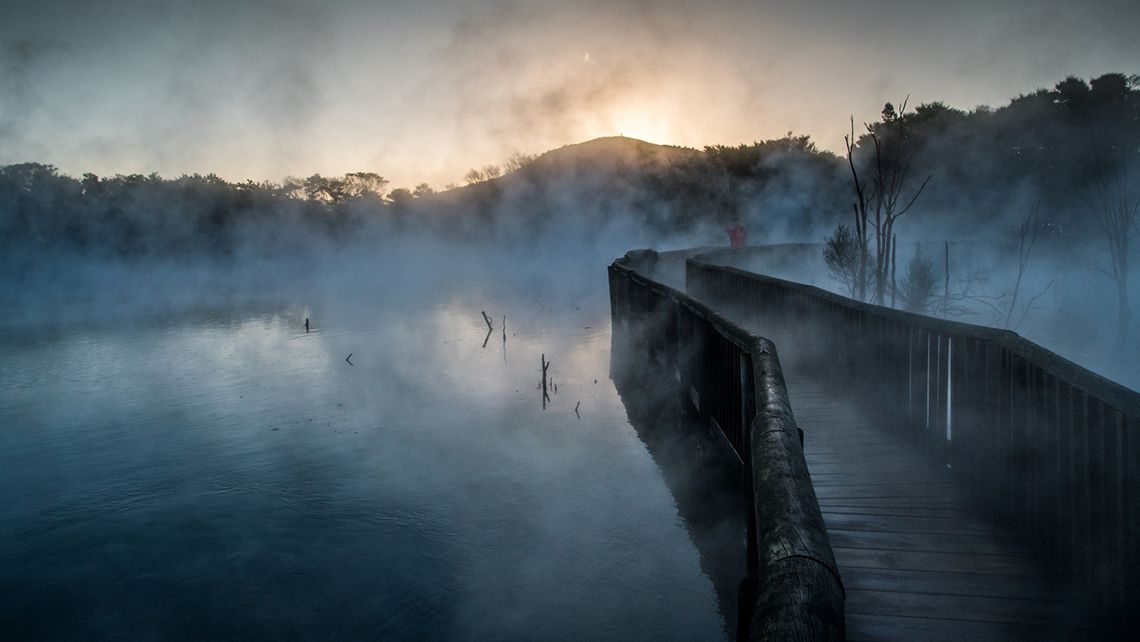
[0,261,729,640]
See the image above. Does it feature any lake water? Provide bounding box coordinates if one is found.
[0,258,732,640]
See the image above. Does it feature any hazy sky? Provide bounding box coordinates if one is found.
[2,0,1137,188]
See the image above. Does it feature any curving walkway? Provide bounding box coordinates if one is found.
[618,248,1112,638]
[786,373,1083,640]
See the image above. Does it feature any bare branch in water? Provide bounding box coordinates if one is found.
[541,353,551,409]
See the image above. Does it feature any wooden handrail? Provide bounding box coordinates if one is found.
[610,252,846,641]
[688,250,1140,417]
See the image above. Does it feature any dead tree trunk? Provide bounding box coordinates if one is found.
[890,234,898,308]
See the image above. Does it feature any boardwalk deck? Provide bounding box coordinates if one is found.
[611,250,1140,638]
[785,373,1085,641]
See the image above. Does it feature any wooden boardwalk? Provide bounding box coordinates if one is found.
[614,251,1136,637]
[784,373,1085,641]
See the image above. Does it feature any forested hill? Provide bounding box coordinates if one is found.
[1,72,1136,261]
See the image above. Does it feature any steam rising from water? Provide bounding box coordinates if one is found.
[0,253,732,639]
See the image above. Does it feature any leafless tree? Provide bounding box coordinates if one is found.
[1084,153,1139,354]
[931,242,1004,322]
[898,244,938,313]
[843,118,872,301]
[840,99,932,305]
[464,164,503,185]
[933,268,1004,322]
[1001,206,1053,330]
[823,224,860,297]
[502,152,538,174]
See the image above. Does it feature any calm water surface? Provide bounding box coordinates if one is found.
[0,273,727,640]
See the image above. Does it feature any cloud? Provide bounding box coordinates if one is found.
[1,0,1138,187]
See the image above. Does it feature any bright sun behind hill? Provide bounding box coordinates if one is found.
[585,101,678,145]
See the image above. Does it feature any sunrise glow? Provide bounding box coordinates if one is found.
[603,105,676,145]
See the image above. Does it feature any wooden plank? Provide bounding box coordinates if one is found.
[804,443,913,453]
[811,479,956,490]
[808,466,938,479]
[809,474,952,488]
[808,464,939,476]
[833,546,1041,576]
[821,506,984,521]
[845,612,1077,642]
[804,454,945,466]
[817,495,971,508]
[845,588,1075,626]
[813,486,964,501]
[840,567,1067,601]
[827,528,1027,556]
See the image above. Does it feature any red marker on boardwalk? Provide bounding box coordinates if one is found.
[726,223,746,248]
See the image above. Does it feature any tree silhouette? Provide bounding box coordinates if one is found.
[839,99,931,304]
[1055,76,1091,112]
[343,172,388,200]
[1089,73,1130,105]
[387,187,414,205]
[1085,152,1139,357]
[823,224,859,297]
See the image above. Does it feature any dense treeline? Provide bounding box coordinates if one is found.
[0,169,395,259]
[873,72,1140,236]
[426,132,847,244]
[1,72,1136,261]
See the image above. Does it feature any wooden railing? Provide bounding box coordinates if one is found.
[609,251,845,641]
[686,252,1140,623]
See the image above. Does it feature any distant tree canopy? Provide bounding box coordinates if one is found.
[630,133,845,235]
[464,164,503,185]
[879,72,1140,235]
[0,166,394,259]
[463,151,538,185]
[1,72,1136,260]
[386,187,414,205]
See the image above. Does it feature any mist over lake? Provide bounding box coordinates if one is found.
[0,250,736,639]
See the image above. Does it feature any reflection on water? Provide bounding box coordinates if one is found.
[0,281,727,640]
[609,315,749,639]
